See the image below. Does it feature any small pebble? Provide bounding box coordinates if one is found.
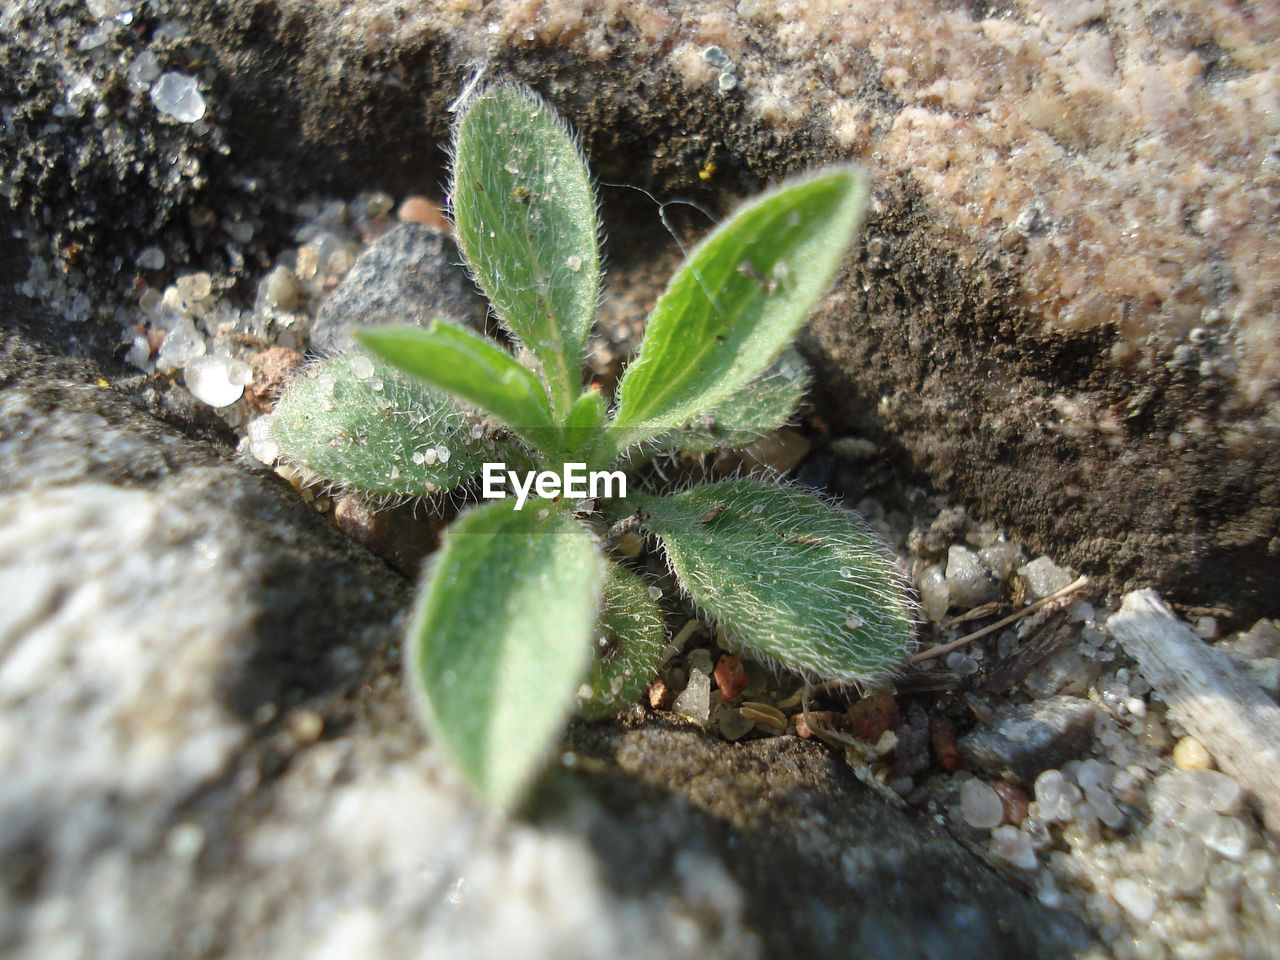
[989,824,1038,869]
[1203,816,1249,861]
[150,71,206,123]
[1111,878,1157,923]
[135,245,165,270]
[1194,616,1218,640]
[946,544,1002,608]
[246,347,303,413]
[184,355,249,407]
[1172,735,1214,771]
[126,50,161,93]
[1034,769,1083,823]
[245,416,279,465]
[673,667,711,726]
[175,272,213,303]
[261,265,302,312]
[156,316,206,372]
[1017,555,1075,601]
[978,541,1024,581]
[718,707,754,741]
[917,563,949,621]
[713,655,748,701]
[960,778,1005,829]
[164,822,206,861]
[398,195,450,232]
[288,708,324,743]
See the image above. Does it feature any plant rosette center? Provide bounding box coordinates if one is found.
[267,80,914,810]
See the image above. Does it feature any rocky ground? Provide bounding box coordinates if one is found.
[3,2,1279,959]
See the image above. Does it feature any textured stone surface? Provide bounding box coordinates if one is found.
[958,696,1099,785]
[2,0,1275,613]
[309,222,487,354]
[0,324,1096,958]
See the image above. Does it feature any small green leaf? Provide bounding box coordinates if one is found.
[576,562,666,720]
[563,387,607,460]
[606,166,868,457]
[271,354,504,500]
[452,84,600,418]
[663,348,810,454]
[408,498,603,808]
[356,322,561,459]
[628,479,914,683]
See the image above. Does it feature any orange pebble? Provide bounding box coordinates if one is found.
[397,195,450,232]
[847,693,900,743]
[713,654,749,701]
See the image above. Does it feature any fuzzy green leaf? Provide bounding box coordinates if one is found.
[452,84,600,419]
[663,348,810,454]
[628,480,914,683]
[270,354,505,501]
[576,562,666,720]
[356,322,561,458]
[563,387,607,461]
[408,498,603,808]
[606,166,867,458]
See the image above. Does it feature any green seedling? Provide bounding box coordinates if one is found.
[270,82,915,809]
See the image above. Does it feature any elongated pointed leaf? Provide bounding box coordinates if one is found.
[607,166,867,457]
[563,386,607,461]
[408,498,603,808]
[271,354,505,500]
[628,480,914,683]
[452,84,600,418]
[356,322,561,457]
[663,348,810,454]
[576,562,666,719]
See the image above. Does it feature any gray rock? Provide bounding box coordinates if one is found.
[0,331,1096,960]
[958,696,1098,786]
[572,725,1094,960]
[309,222,487,354]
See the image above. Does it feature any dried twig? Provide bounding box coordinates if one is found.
[910,575,1090,664]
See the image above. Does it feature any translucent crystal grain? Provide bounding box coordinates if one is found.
[156,316,205,372]
[262,265,302,311]
[136,246,165,270]
[1150,826,1209,895]
[1088,792,1125,830]
[176,272,212,303]
[349,355,375,380]
[246,416,279,464]
[1203,816,1249,861]
[917,563,949,621]
[978,540,1024,581]
[946,544,1001,608]
[1034,769,1082,823]
[673,667,711,725]
[990,824,1038,869]
[960,778,1005,829]
[1018,555,1074,601]
[150,72,206,124]
[126,335,151,370]
[184,355,247,407]
[1111,878,1157,923]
